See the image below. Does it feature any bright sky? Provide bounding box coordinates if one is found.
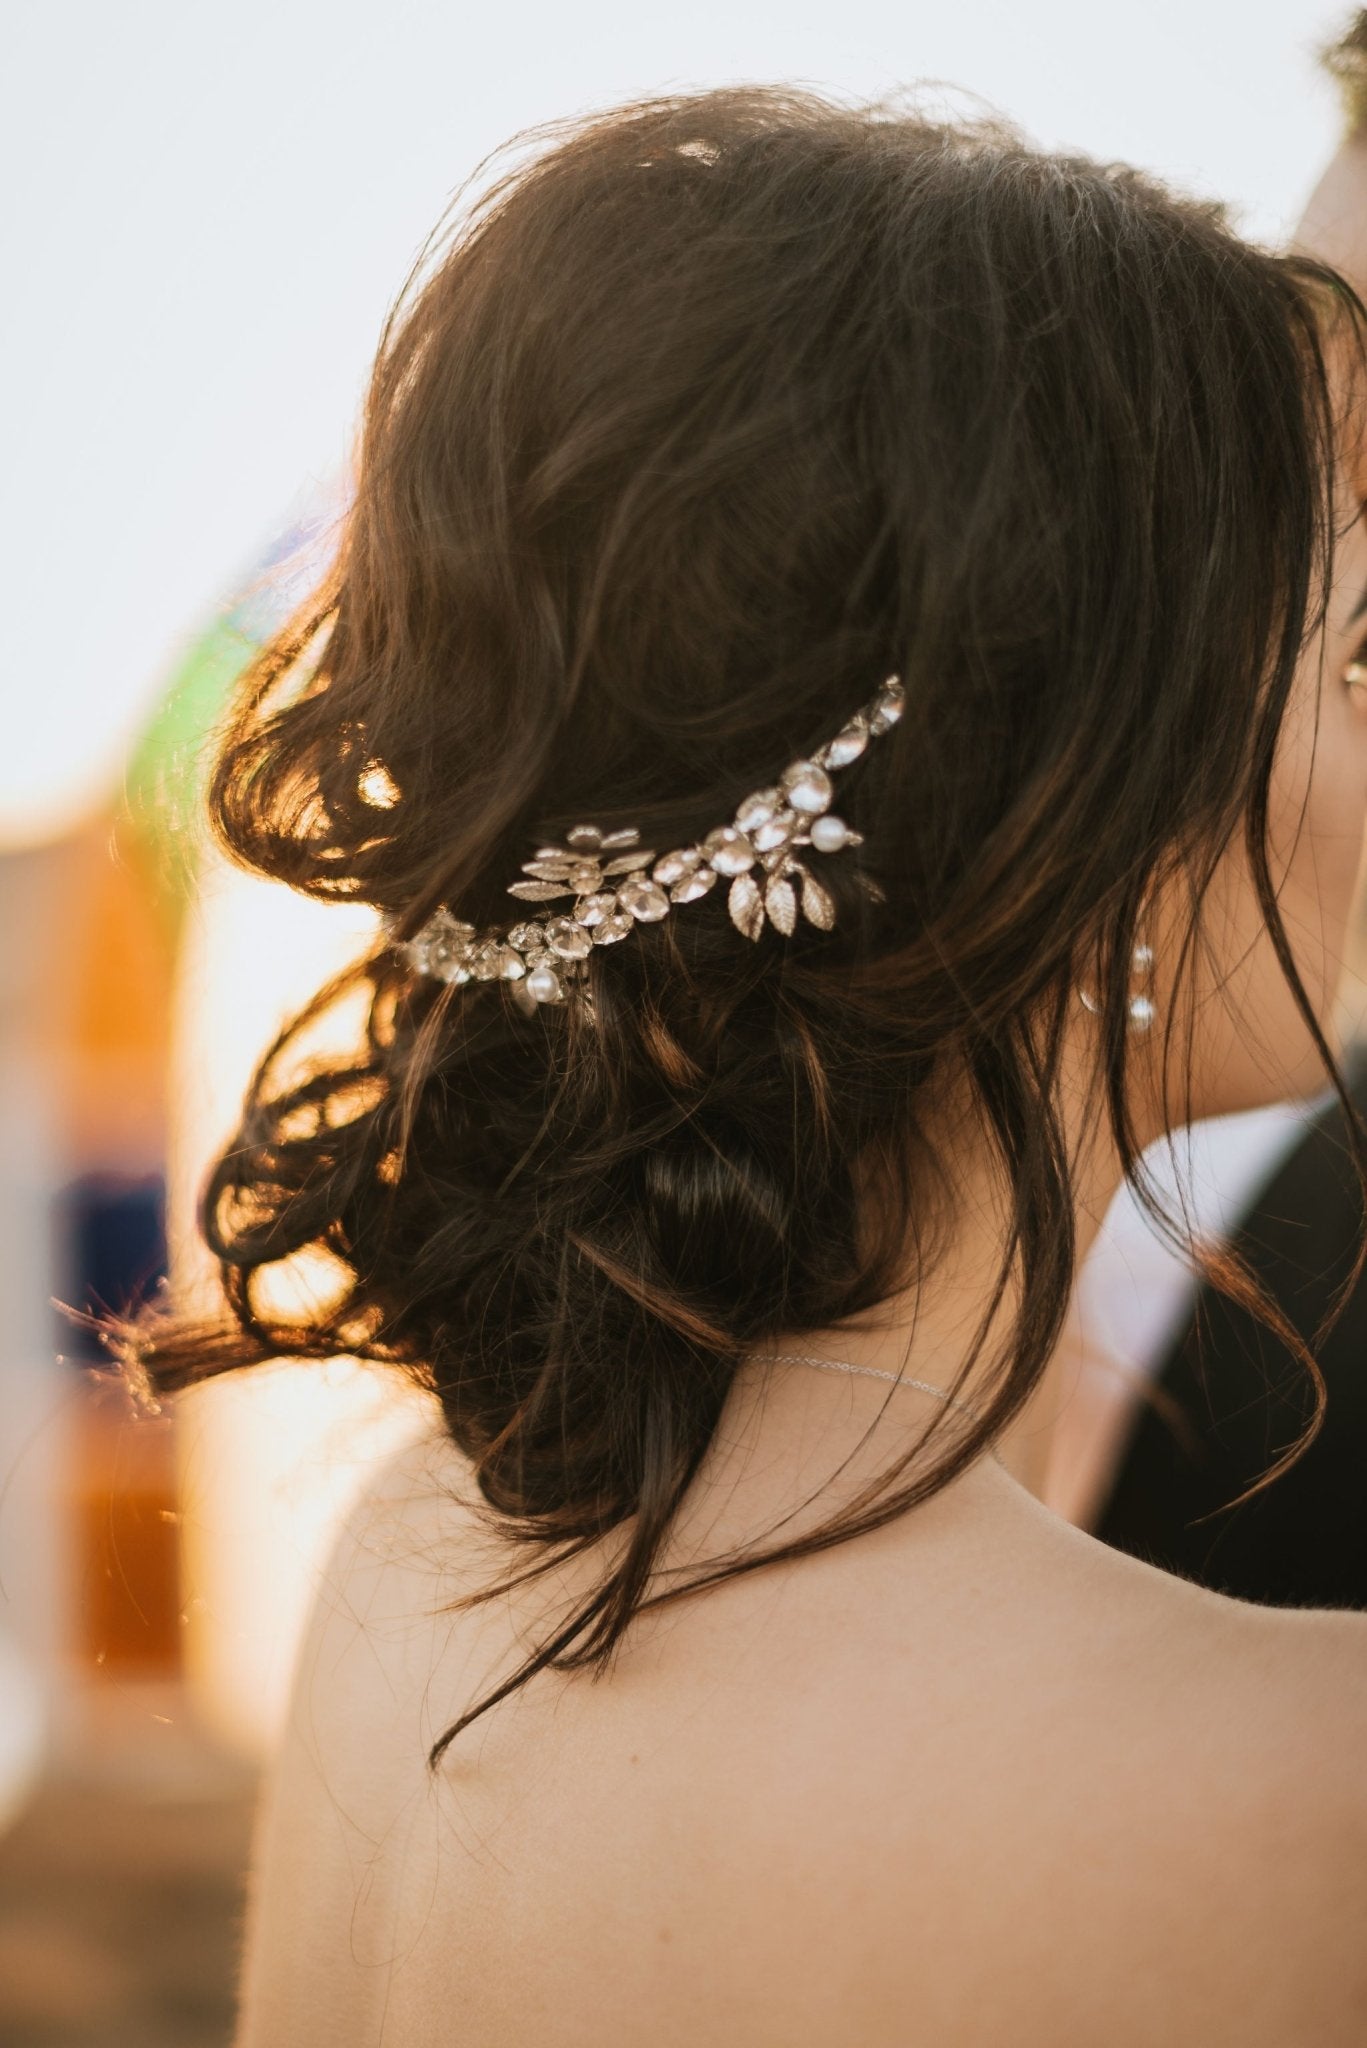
[1,0,1355,844]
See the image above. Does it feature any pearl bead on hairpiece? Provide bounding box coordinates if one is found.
[391,674,904,1008]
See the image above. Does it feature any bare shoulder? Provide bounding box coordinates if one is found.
[1187,1594,1367,2041]
[873,1483,1367,2046]
[1039,1486,1367,1828]
[1227,1590,1367,1727]
[293,1412,509,1637]
[1212,1591,1367,1860]
[1103,1533,1367,1775]
[234,1417,499,2048]
[1047,1521,1367,2042]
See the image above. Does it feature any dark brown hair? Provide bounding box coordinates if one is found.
[122,87,1367,1758]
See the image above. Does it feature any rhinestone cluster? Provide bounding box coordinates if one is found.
[395,675,904,1007]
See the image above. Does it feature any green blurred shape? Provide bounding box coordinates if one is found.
[122,608,261,914]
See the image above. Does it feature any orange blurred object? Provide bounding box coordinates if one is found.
[70,1380,181,1678]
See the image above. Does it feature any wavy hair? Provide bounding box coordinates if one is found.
[120,87,1367,1759]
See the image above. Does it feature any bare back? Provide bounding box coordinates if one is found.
[237,1388,1367,2048]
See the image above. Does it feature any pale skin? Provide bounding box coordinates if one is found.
[239,157,1367,2048]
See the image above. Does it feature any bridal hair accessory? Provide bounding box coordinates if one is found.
[392,675,904,1009]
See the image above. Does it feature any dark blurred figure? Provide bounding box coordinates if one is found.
[1094,1043,1367,1606]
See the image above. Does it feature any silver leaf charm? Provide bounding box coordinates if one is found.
[728,872,765,941]
[800,869,835,930]
[765,874,797,934]
[507,879,574,901]
[600,851,656,877]
[521,857,578,880]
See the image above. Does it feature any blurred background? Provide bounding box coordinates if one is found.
[2,2,1364,2041]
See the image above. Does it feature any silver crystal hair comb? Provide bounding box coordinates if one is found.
[392,674,903,1008]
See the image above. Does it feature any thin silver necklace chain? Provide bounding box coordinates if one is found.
[750,1353,1008,1470]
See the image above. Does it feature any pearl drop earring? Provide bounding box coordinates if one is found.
[1126,941,1156,1033]
[1077,937,1156,1034]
